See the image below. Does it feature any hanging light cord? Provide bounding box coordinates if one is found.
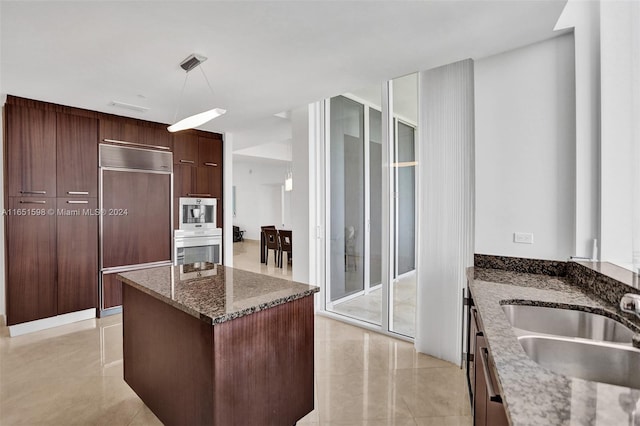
[199,65,217,96]
[172,73,189,124]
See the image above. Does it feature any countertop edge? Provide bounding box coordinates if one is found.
[117,273,319,325]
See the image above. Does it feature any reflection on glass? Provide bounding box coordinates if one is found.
[391,73,417,338]
[370,108,383,288]
[329,96,364,301]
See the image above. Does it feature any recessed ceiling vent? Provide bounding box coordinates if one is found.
[109,101,149,113]
[180,54,208,72]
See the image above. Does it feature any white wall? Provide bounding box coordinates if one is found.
[291,106,311,284]
[600,0,639,267]
[232,160,290,240]
[223,133,234,267]
[475,34,576,261]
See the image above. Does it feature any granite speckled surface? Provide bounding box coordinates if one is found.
[469,266,640,426]
[474,254,567,276]
[118,263,319,325]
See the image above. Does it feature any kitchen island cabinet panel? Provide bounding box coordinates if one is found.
[123,284,213,425]
[213,295,314,425]
[56,113,98,197]
[6,105,57,198]
[6,197,57,325]
[103,273,123,309]
[56,198,98,314]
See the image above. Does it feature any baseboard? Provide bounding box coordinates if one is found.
[8,308,96,337]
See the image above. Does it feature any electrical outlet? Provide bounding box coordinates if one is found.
[514,232,534,244]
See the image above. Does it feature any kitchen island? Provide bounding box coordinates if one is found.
[117,263,319,426]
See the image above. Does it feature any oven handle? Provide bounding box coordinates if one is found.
[174,237,222,248]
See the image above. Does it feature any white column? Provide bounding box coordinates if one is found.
[415,59,475,364]
[291,105,311,284]
[223,132,234,267]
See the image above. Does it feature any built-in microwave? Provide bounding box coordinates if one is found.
[179,197,217,231]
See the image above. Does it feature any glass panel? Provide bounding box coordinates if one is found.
[329,96,365,302]
[391,73,417,337]
[369,108,383,289]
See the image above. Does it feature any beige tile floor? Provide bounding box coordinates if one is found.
[232,239,293,280]
[0,312,470,425]
[330,274,417,337]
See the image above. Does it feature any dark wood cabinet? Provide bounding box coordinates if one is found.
[6,105,57,198]
[56,113,98,197]
[56,198,98,315]
[467,291,509,426]
[100,117,171,150]
[172,135,223,229]
[6,197,57,325]
[103,273,122,309]
[173,133,199,165]
[174,164,196,198]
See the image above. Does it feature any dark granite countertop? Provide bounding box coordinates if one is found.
[118,263,319,325]
[469,266,640,426]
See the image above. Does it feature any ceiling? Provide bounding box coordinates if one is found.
[1,0,567,146]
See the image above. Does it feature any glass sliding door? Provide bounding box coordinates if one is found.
[390,73,418,337]
[324,76,417,337]
[329,96,365,302]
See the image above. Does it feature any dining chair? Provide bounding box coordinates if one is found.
[278,230,292,268]
[263,228,280,266]
[260,225,276,263]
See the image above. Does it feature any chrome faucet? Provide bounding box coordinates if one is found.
[620,293,640,318]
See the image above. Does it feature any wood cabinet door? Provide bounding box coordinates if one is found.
[140,125,172,150]
[56,113,98,197]
[6,105,57,197]
[474,335,488,426]
[102,170,171,268]
[56,198,98,314]
[197,136,222,167]
[6,197,57,325]
[174,164,196,198]
[99,117,139,144]
[173,133,199,165]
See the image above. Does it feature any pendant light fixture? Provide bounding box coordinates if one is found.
[167,53,227,133]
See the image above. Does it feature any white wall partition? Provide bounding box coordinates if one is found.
[415,59,475,364]
[475,34,576,261]
[291,105,312,284]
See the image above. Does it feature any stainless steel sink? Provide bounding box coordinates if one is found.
[502,304,634,343]
[519,335,640,389]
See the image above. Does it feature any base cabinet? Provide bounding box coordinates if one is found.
[6,197,57,325]
[467,292,509,426]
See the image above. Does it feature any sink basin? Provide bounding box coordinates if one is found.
[519,335,640,389]
[502,304,634,343]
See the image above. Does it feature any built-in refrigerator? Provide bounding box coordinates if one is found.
[98,143,173,316]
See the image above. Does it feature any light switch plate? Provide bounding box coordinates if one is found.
[514,232,534,244]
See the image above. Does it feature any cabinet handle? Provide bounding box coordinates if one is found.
[187,193,212,197]
[204,162,218,167]
[19,200,46,204]
[180,160,195,164]
[67,191,89,195]
[20,190,46,194]
[479,347,502,403]
[67,200,89,204]
[103,139,171,151]
[471,307,483,336]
